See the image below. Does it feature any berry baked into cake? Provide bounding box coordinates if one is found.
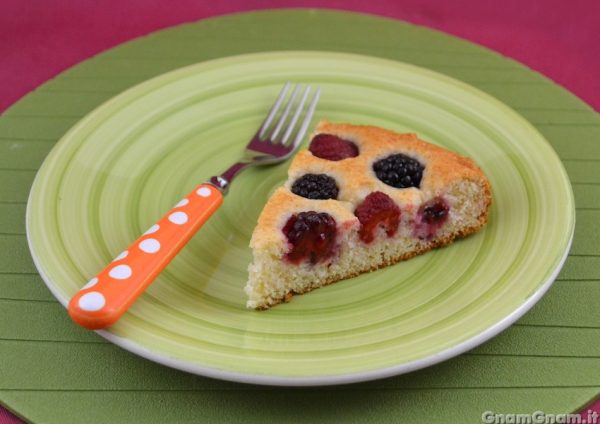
[245,121,492,309]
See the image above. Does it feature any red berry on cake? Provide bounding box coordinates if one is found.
[282,211,338,264]
[309,134,359,161]
[354,191,401,243]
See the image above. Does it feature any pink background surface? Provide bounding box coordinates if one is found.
[1,1,599,422]
[2,0,600,113]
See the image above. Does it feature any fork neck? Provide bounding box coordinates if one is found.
[209,161,250,194]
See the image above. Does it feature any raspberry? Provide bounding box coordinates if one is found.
[309,134,359,161]
[373,154,424,189]
[291,174,339,200]
[282,211,337,264]
[354,192,401,243]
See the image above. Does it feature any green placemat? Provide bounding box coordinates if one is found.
[1,9,599,424]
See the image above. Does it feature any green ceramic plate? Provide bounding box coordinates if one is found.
[26,51,574,386]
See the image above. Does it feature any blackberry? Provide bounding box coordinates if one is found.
[373,154,424,189]
[420,197,449,225]
[291,174,339,200]
[414,197,450,240]
[282,211,337,264]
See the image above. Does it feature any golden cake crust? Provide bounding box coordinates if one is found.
[299,120,489,201]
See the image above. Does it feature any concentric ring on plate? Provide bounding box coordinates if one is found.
[26,51,574,385]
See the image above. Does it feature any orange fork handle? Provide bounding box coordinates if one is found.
[68,183,223,330]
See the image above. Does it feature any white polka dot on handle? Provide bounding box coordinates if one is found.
[78,291,106,312]
[168,211,188,225]
[144,224,160,235]
[139,238,161,254]
[175,198,189,208]
[196,187,212,197]
[112,250,128,262]
[109,264,132,280]
[82,277,98,290]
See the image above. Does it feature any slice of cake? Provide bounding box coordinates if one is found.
[245,121,492,309]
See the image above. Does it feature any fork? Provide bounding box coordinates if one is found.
[68,83,320,330]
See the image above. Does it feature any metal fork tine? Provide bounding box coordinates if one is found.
[291,87,321,150]
[258,82,291,139]
[269,84,301,142]
[210,83,320,193]
[281,85,311,146]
